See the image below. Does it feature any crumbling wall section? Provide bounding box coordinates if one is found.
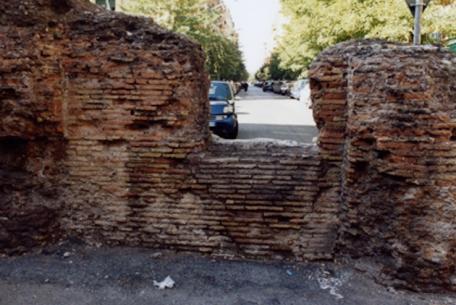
[310,40,456,291]
[0,2,71,252]
[61,12,210,240]
[0,0,338,261]
[0,0,209,253]
[0,137,65,254]
[309,47,349,259]
[2,0,455,293]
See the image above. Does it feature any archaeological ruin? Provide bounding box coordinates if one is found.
[1,0,455,292]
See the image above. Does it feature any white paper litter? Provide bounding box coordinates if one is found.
[317,270,344,300]
[150,252,162,259]
[153,276,175,289]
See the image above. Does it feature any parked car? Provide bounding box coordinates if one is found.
[262,80,273,92]
[299,81,311,105]
[280,81,294,95]
[209,81,239,139]
[290,79,309,100]
[280,82,289,95]
[272,81,283,94]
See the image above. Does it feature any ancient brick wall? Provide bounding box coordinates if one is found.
[0,0,339,261]
[67,139,338,260]
[186,140,337,259]
[0,0,209,253]
[1,0,455,293]
[310,40,456,291]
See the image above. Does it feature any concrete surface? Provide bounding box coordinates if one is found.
[0,242,454,305]
[235,87,317,143]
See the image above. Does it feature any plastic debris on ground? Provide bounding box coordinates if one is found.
[153,276,175,290]
[317,270,345,300]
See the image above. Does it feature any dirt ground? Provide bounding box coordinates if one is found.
[0,241,454,305]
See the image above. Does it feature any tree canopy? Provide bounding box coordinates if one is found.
[255,52,300,81]
[125,0,248,81]
[257,0,456,79]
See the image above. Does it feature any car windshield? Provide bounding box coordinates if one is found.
[209,82,232,101]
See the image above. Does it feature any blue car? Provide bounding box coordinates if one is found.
[209,81,239,139]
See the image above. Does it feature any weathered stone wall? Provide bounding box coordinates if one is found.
[310,40,456,291]
[0,0,338,260]
[0,0,209,253]
[1,0,455,293]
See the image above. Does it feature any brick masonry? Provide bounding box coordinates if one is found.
[310,40,456,291]
[0,0,209,252]
[67,139,338,260]
[0,0,339,261]
[186,140,337,260]
[1,1,455,292]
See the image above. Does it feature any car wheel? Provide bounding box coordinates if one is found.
[227,121,238,139]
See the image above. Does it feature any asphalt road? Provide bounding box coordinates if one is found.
[235,86,317,143]
[0,243,454,305]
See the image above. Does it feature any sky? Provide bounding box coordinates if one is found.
[223,0,283,75]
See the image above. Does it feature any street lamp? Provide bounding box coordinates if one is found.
[404,0,432,45]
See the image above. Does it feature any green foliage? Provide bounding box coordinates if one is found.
[255,52,300,80]
[275,0,456,75]
[124,0,248,81]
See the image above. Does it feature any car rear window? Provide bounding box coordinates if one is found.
[209,82,232,101]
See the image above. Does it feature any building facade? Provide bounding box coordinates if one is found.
[207,0,238,43]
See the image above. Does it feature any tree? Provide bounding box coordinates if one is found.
[124,0,248,81]
[277,0,456,74]
[255,52,300,81]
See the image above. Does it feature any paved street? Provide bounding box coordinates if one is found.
[0,244,454,305]
[235,86,317,143]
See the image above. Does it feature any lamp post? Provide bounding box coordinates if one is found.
[404,0,431,45]
[413,0,423,44]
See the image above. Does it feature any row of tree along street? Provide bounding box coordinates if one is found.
[256,0,456,81]
[125,0,249,81]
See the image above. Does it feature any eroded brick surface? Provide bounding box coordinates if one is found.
[310,40,456,291]
[0,0,338,261]
[0,0,209,252]
[1,1,455,293]
[186,140,338,259]
[61,139,339,260]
